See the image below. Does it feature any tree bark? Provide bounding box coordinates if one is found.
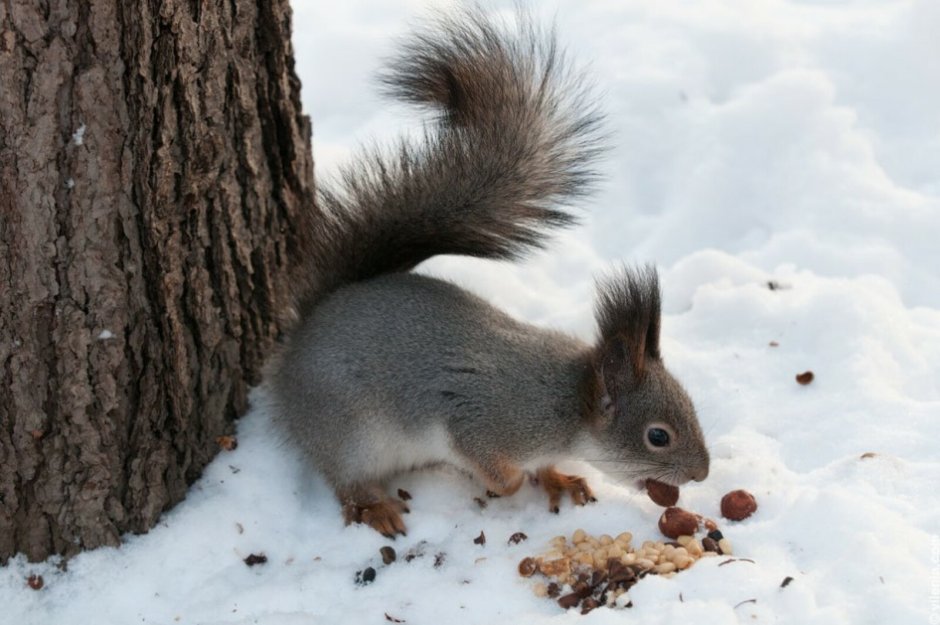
[0,0,313,562]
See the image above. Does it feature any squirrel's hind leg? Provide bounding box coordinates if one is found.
[337,482,410,539]
[535,466,597,513]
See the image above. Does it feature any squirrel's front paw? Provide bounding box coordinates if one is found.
[536,467,597,513]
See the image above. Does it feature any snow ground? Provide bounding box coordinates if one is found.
[3,1,939,624]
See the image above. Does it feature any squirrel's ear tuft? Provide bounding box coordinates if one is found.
[598,334,641,400]
[594,265,662,376]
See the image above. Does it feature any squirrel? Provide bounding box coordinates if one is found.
[266,7,710,538]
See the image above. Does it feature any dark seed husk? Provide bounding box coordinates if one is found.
[558,592,582,609]
[508,532,528,545]
[581,597,599,614]
[573,581,592,598]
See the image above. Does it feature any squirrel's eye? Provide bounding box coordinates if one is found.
[646,427,670,448]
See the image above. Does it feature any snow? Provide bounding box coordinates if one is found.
[71,124,85,146]
[4,1,939,624]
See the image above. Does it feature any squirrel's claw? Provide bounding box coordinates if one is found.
[537,467,597,512]
[360,502,408,538]
[343,495,409,538]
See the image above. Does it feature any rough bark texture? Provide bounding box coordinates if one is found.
[0,0,314,562]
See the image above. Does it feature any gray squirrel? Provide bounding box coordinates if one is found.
[267,7,710,538]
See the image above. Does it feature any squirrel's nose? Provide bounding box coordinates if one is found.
[689,465,709,482]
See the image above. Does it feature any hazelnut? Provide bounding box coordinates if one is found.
[518,557,538,577]
[720,489,758,521]
[657,507,699,539]
[645,479,679,507]
[795,371,814,385]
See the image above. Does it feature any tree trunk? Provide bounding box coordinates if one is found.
[0,0,313,562]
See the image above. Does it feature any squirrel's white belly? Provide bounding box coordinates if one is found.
[355,417,458,480]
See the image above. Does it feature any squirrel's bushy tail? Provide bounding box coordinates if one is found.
[297,7,605,312]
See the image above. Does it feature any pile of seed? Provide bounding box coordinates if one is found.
[519,528,733,613]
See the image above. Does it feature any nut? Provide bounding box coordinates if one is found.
[645,479,680,507]
[635,558,655,570]
[657,507,700,539]
[518,557,538,577]
[796,371,814,385]
[674,555,693,570]
[380,546,397,565]
[574,552,593,567]
[720,489,758,521]
[26,574,43,590]
[539,557,571,577]
[654,562,676,574]
[718,538,733,555]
